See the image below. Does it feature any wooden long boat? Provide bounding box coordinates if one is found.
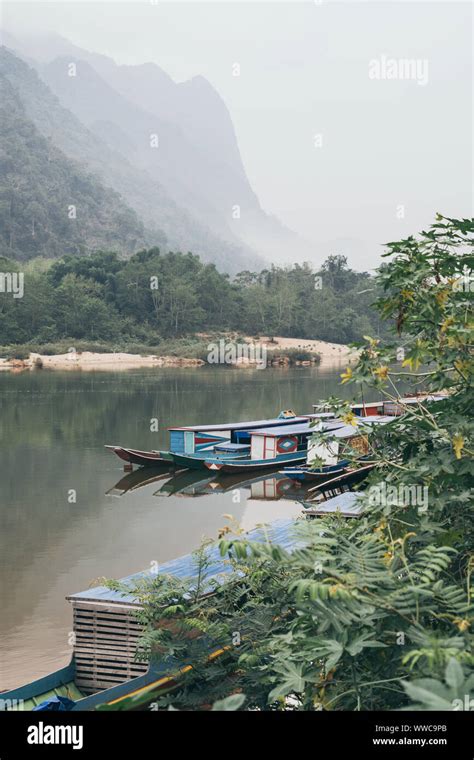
[168,412,337,471]
[3,495,371,712]
[202,419,347,474]
[0,658,181,712]
[313,393,447,418]
[307,463,376,500]
[279,415,391,483]
[106,411,331,470]
[104,446,173,468]
[280,459,352,483]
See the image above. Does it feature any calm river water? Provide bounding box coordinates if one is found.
[0,365,355,689]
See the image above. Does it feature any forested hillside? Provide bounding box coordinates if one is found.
[0,250,384,347]
[0,72,149,260]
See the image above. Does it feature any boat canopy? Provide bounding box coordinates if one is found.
[250,420,344,438]
[67,518,299,606]
[168,412,331,433]
[214,443,251,452]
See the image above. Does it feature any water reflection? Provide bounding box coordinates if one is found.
[108,466,312,502]
[0,366,347,689]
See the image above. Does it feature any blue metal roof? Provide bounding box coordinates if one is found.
[68,518,299,606]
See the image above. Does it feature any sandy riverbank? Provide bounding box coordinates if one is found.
[0,351,205,371]
[0,337,356,372]
[250,336,356,364]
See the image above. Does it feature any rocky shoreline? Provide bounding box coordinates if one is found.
[0,338,356,372]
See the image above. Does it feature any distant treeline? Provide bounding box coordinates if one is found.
[0,249,386,349]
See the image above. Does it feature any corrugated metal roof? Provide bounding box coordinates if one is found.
[67,518,298,606]
[168,413,328,433]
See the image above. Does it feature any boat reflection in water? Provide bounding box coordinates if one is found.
[105,467,177,497]
[107,466,312,502]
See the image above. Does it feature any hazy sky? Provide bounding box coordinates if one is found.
[3,0,473,269]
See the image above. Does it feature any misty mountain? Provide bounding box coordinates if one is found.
[0,43,263,273]
[3,30,315,265]
[0,68,150,260]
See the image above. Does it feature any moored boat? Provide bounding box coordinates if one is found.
[281,460,352,483]
[0,658,180,711]
[105,410,330,469]
[313,393,447,418]
[104,446,173,467]
[203,419,346,474]
[307,463,376,500]
[280,414,391,482]
[167,412,335,470]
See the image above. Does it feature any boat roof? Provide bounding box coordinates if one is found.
[305,491,363,516]
[251,420,346,437]
[168,413,325,433]
[355,415,394,424]
[214,442,251,451]
[351,401,384,409]
[67,491,358,605]
[394,395,446,405]
[67,518,298,605]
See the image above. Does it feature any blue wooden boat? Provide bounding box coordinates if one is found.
[168,412,335,470]
[202,420,346,474]
[281,459,352,483]
[3,496,370,712]
[0,657,188,711]
[105,411,330,469]
[279,417,386,483]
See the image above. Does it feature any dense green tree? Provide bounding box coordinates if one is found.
[0,246,387,347]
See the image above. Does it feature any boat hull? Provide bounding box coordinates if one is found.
[0,658,185,712]
[204,451,307,474]
[105,446,174,468]
[170,450,250,470]
[281,463,349,483]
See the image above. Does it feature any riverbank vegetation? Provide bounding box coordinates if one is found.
[106,215,473,711]
[0,251,385,355]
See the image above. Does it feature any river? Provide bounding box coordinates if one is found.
[0,365,355,689]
